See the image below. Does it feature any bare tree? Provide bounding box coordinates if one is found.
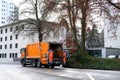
[16,0,56,42]
[13,0,119,54]
[107,0,120,10]
[44,0,119,54]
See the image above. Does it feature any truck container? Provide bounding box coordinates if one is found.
[20,42,66,68]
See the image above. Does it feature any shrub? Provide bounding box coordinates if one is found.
[67,53,120,70]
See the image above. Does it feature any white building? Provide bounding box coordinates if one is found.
[87,2,120,58]
[0,20,66,63]
[103,3,120,48]
[0,0,19,26]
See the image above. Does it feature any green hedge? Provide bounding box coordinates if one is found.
[67,53,120,70]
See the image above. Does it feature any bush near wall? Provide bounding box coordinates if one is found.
[67,53,120,70]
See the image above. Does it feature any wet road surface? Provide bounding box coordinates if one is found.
[0,63,120,80]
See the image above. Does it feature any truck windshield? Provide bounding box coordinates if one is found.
[20,48,26,54]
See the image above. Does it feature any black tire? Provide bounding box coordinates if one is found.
[22,59,26,67]
[62,63,68,68]
[62,64,66,67]
[32,59,37,67]
[49,65,54,68]
[51,65,54,68]
[44,65,49,68]
[37,60,41,68]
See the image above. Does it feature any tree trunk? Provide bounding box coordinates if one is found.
[81,14,87,54]
[67,0,80,53]
[38,22,42,42]
[35,0,42,42]
[81,0,88,54]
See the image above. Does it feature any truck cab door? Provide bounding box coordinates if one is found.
[20,48,26,59]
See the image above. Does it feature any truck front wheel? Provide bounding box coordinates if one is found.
[22,59,26,67]
[37,60,41,68]
[49,65,54,68]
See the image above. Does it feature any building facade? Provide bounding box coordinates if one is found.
[87,2,120,58]
[0,0,19,26]
[103,2,120,48]
[0,20,66,63]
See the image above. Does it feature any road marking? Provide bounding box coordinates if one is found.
[87,73,95,80]
[46,69,52,73]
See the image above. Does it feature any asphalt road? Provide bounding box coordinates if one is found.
[0,63,120,80]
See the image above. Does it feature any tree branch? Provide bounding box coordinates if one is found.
[107,0,120,10]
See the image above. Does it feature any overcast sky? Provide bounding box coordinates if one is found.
[12,0,23,6]
[12,0,120,6]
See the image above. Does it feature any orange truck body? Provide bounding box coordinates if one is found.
[20,42,66,68]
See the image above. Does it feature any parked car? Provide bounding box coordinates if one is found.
[108,55,116,58]
[108,55,120,59]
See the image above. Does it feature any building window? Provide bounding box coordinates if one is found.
[0,45,2,49]
[5,45,7,49]
[12,53,14,58]
[16,26,18,30]
[1,21,5,24]
[10,44,12,49]
[2,13,5,15]
[10,3,13,5]
[1,17,5,19]
[10,35,12,40]
[0,37,2,42]
[2,5,5,7]
[2,54,4,58]
[2,9,5,11]
[0,30,3,34]
[5,28,7,33]
[21,24,24,30]
[5,36,7,41]
[2,1,5,3]
[15,43,18,48]
[15,35,18,39]
[10,27,13,32]
[15,53,17,58]
[0,54,1,58]
[10,53,12,58]
[5,53,6,58]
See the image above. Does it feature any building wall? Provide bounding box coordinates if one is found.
[101,48,106,58]
[0,0,18,26]
[104,22,120,48]
[0,20,66,63]
[0,24,28,62]
[103,3,120,48]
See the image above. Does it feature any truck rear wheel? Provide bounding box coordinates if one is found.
[37,60,41,68]
[44,65,49,68]
[32,59,37,67]
[51,65,54,68]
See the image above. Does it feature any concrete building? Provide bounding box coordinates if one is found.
[87,2,120,58]
[0,0,19,26]
[103,2,120,48]
[0,20,66,63]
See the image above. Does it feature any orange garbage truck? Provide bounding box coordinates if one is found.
[20,42,67,68]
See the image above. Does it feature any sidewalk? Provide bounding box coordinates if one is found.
[0,61,21,65]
